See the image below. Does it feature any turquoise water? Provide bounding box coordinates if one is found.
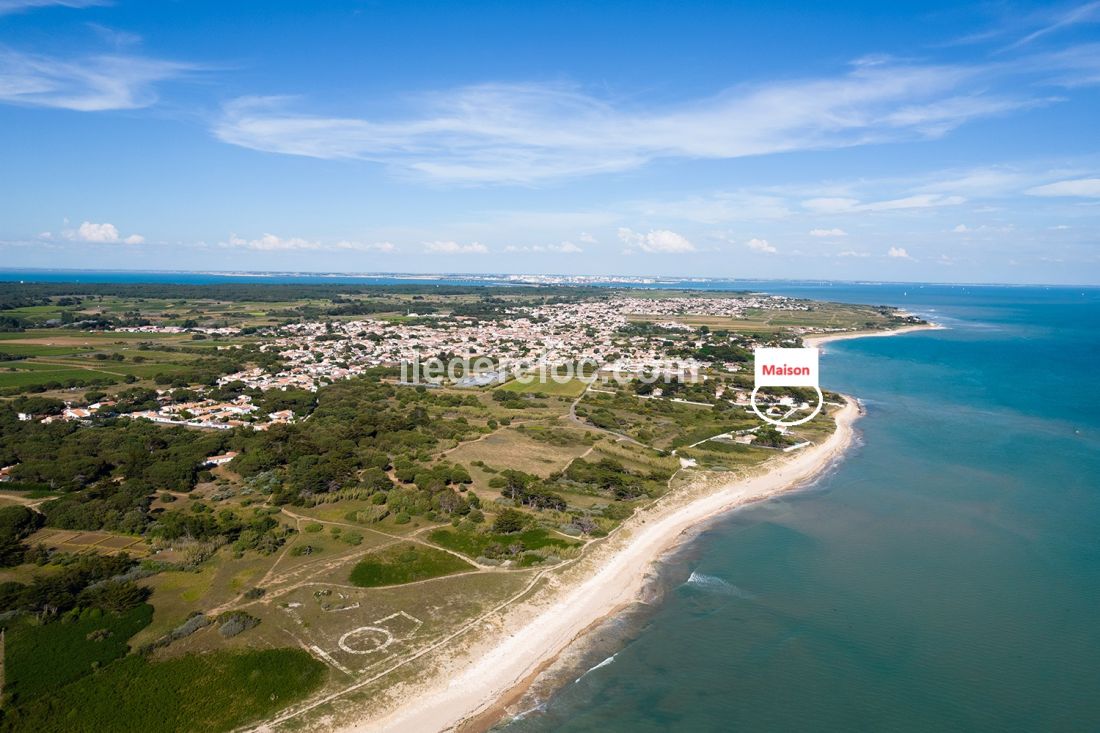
[502,286,1100,732]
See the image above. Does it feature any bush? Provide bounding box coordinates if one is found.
[217,611,260,638]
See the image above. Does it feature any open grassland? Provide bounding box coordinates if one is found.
[27,528,151,556]
[446,426,593,481]
[429,527,582,561]
[349,543,475,587]
[497,376,589,397]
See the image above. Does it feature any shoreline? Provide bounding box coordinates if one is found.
[350,401,859,733]
[803,322,943,349]
[330,323,935,733]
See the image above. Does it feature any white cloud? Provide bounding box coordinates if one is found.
[617,228,695,254]
[424,240,488,254]
[746,237,777,253]
[634,191,792,223]
[888,246,914,259]
[0,0,107,14]
[838,250,870,257]
[577,232,597,244]
[1025,177,1100,197]
[213,55,1057,183]
[554,241,583,253]
[809,228,847,237]
[0,48,193,111]
[63,220,143,244]
[953,224,971,232]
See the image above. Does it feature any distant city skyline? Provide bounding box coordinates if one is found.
[2,0,1099,284]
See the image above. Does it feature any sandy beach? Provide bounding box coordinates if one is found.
[323,323,939,733]
[344,398,857,733]
[803,322,942,349]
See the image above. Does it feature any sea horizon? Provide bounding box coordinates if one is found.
[1,268,1096,290]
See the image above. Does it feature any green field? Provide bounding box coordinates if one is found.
[1,648,327,733]
[3,604,154,705]
[349,543,475,587]
[0,366,121,389]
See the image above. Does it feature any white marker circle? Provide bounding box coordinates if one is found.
[749,386,824,427]
[338,626,394,655]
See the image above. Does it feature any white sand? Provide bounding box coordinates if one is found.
[348,398,859,733]
[804,323,942,349]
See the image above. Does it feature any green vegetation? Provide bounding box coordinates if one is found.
[349,543,474,587]
[0,281,878,731]
[498,376,589,397]
[0,648,326,733]
[3,603,153,705]
[428,527,581,561]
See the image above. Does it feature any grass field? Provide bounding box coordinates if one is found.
[1,648,327,733]
[0,367,121,389]
[349,543,475,587]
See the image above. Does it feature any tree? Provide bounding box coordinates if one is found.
[492,508,529,534]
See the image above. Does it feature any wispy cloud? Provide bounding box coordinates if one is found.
[503,241,584,254]
[0,0,107,15]
[1007,2,1100,49]
[0,47,193,111]
[1026,177,1100,197]
[888,246,915,260]
[213,56,1053,184]
[802,193,965,214]
[809,227,847,237]
[424,241,488,254]
[225,234,395,252]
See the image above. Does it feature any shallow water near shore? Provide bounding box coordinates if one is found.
[499,285,1100,732]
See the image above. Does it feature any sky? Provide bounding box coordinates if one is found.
[1,0,1099,284]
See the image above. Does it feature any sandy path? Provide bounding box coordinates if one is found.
[348,397,860,733]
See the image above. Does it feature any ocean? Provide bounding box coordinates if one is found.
[499,284,1100,732]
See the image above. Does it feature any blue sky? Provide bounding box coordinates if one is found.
[1,0,1099,284]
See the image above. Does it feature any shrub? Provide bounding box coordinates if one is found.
[217,611,260,638]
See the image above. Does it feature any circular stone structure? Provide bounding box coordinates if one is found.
[338,626,395,655]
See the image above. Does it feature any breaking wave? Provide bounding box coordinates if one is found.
[575,654,616,683]
[685,571,757,599]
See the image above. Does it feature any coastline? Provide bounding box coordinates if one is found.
[803,322,943,349]
[326,323,935,733]
[346,401,859,733]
